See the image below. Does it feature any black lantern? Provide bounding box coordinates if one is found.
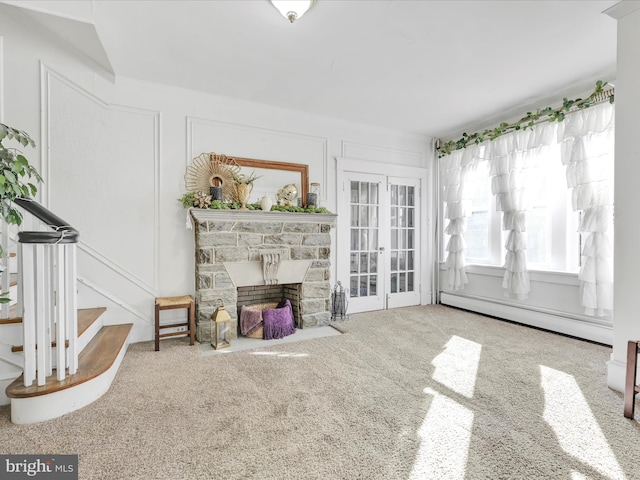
[330,281,348,321]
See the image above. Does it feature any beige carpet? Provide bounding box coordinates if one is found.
[1,305,639,479]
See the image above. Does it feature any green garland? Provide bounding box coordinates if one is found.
[178,191,332,214]
[437,80,614,158]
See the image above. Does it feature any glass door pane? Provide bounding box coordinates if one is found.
[349,181,380,298]
[390,184,416,294]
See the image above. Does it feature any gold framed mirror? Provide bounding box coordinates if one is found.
[234,156,309,206]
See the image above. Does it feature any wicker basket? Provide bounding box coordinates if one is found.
[243,302,278,339]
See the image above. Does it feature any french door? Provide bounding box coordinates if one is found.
[340,173,421,314]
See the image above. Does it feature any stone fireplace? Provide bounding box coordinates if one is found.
[190,209,337,342]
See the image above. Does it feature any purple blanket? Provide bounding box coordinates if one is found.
[262,299,296,340]
[240,305,263,336]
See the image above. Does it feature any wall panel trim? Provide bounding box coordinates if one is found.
[186,116,329,200]
[40,63,161,291]
[78,276,150,324]
[341,140,423,165]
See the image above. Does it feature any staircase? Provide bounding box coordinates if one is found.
[0,199,133,424]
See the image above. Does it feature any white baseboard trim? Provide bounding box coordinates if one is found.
[440,292,613,345]
[607,357,626,394]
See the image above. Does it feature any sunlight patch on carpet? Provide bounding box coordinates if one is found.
[409,387,474,480]
[432,335,482,398]
[249,351,309,358]
[540,365,625,480]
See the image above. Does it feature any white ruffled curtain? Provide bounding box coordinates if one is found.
[484,122,559,300]
[560,102,615,317]
[440,145,482,289]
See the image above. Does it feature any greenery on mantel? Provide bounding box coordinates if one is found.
[230,170,261,184]
[178,191,332,214]
[437,80,614,158]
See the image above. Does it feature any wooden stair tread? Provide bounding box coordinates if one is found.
[10,307,106,352]
[6,323,133,399]
[78,307,107,335]
[0,303,19,324]
[0,318,21,325]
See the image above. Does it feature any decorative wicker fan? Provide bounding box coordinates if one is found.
[184,153,240,202]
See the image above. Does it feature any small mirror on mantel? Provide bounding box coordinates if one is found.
[234,157,309,206]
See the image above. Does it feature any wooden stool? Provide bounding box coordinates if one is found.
[624,340,640,419]
[155,295,195,351]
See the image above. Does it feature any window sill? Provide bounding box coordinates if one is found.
[439,263,579,286]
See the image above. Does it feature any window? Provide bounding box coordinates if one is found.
[443,146,580,273]
[526,143,581,272]
[464,161,494,264]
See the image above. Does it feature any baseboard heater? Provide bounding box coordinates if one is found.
[440,292,613,346]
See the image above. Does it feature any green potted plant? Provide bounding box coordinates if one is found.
[0,122,42,304]
[0,123,42,225]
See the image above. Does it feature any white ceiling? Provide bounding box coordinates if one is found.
[6,0,619,138]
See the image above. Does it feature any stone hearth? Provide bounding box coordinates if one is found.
[190,209,337,342]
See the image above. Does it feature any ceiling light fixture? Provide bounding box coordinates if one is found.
[270,0,316,23]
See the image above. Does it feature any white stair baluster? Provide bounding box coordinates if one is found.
[35,244,47,386]
[16,230,23,319]
[66,244,78,374]
[20,243,36,387]
[43,245,53,377]
[55,245,66,380]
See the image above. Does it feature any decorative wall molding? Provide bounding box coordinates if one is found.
[77,241,157,297]
[320,138,328,202]
[77,276,151,325]
[341,140,423,166]
[335,156,428,179]
[39,62,50,204]
[186,116,329,201]
[40,63,161,292]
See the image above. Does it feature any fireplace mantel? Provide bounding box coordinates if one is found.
[190,208,337,225]
[189,208,337,342]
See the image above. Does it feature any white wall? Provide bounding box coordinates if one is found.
[0,4,432,342]
[606,1,640,392]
